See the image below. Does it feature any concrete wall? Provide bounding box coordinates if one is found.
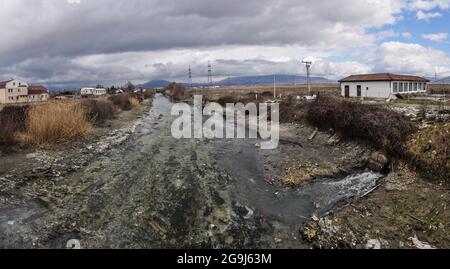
[341,81,392,99]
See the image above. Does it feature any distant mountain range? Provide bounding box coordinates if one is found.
[434,76,450,83]
[138,74,334,88]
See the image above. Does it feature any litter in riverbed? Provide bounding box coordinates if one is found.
[365,239,381,249]
[409,236,437,249]
[7,220,16,226]
[244,206,254,220]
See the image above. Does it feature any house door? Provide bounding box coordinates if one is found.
[345,86,350,98]
[357,85,362,97]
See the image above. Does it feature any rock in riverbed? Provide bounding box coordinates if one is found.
[367,152,389,172]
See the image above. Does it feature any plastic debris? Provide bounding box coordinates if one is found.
[365,239,381,249]
[244,206,254,220]
[7,220,16,226]
[409,236,437,249]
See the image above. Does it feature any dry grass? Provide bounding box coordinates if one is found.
[129,97,140,108]
[26,101,92,145]
[409,124,450,182]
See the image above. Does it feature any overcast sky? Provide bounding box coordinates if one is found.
[0,0,449,87]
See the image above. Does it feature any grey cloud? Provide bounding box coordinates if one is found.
[0,0,406,84]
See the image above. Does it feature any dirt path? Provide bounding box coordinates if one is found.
[0,95,383,249]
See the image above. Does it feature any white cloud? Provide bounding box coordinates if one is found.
[422,32,448,42]
[368,41,450,76]
[402,32,413,39]
[416,10,443,21]
[408,0,450,10]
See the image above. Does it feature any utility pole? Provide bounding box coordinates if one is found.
[188,65,192,88]
[207,61,213,86]
[302,60,312,95]
[273,74,277,99]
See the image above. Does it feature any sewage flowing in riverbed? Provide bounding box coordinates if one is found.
[0,94,383,248]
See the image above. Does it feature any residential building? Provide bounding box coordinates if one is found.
[339,73,429,99]
[80,88,107,96]
[28,85,50,102]
[0,79,29,104]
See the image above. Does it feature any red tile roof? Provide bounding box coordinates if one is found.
[0,79,13,88]
[28,85,49,95]
[339,73,430,83]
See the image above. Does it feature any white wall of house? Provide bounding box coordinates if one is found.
[81,88,107,96]
[0,79,29,104]
[341,81,428,99]
[28,93,49,102]
[341,81,392,99]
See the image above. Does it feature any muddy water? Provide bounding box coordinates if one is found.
[0,94,383,249]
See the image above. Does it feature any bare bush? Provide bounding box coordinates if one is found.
[109,93,137,111]
[82,99,116,124]
[305,97,417,157]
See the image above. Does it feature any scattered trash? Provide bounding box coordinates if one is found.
[409,236,437,249]
[254,143,261,148]
[308,128,318,141]
[149,218,167,236]
[7,220,16,226]
[66,239,81,249]
[244,206,254,220]
[365,239,381,249]
[311,213,319,222]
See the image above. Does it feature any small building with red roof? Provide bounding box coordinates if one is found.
[28,85,49,102]
[339,73,430,99]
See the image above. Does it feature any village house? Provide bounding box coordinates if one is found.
[339,73,430,99]
[80,87,107,97]
[28,85,50,102]
[0,79,29,104]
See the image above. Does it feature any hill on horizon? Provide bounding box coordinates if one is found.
[138,74,334,89]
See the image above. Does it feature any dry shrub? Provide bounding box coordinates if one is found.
[164,83,190,101]
[129,97,140,108]
[280,96,307,123]
[409,124,450,181]
[305,97,417,157]
[26,101,92,145]
[143,89,156,99]
[82,99,116,124]
[109,93,141,111]
[217,95,238,106]
[0,105,29,148]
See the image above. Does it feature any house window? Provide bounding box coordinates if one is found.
[414,83,418,91]
[393,82,398,92]
[399,83,403,92]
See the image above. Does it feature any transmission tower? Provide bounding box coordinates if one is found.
[208,61,213,85]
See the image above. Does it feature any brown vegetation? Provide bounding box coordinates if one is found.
[428,84,450,95]
[82,99,116,124]
[409,124,450,182]
[26,101,92,145]
[164,83,191,101]
[280,97,417,157]
[0,106,30,148]
[109,93,140,111]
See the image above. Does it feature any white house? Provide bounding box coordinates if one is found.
[0,79,29,104]
[28,85,50,102]
[339,73,430,99]
[80,88,107,96]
